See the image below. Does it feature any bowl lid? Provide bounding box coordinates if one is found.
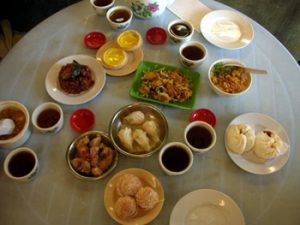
[84,32,106,49]
[70,108,95,132]
[146,27,167,45]
[189,108,216,127]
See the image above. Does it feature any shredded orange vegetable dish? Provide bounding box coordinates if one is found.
[139,68,192,103]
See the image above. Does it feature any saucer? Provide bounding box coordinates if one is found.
[96,39,144,76]
[84,32,106,49]
[146,27,167,45]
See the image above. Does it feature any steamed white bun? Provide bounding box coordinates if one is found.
[253,130,283,160]
[226,124,255,154]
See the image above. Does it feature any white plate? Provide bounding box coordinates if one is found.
[225,113,290,175]
[200,10,254,49]
[170,189,245,225]
[45,55,106,105]
[96,39,144,76]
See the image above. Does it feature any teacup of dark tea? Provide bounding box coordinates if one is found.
[3,147,39,182]
[158,142,193,176]
[106,6,133,30]
[90,0,115,16]
[31,102,64,134]
[184,121,216,154]
[179,41,207,69]
[167,19,194,43]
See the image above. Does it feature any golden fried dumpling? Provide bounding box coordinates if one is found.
[226,124,255,154]
[135,186,159,210]
[116,173,143,197]
[114,196,137,219]
[253,130,283,160]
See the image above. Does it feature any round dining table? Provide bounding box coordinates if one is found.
[0,0,299,224]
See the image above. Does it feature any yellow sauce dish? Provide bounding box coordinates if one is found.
[102,47,128,70]
[117,30,142,51]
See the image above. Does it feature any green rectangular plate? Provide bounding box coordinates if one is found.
[129,61,200,110]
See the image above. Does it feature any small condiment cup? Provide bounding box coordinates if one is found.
[179,41,207,69]
[168,19,194,44]
[90,0,115,16]
[31,102,63,134]
[3,147,39,182]
[158,142,193,176]
[106,6,133,30]
[184,121,216,154]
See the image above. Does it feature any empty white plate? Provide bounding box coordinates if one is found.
[200,10,254,49]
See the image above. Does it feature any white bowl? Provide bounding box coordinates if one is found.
[158,142,193,176]
[90,0,115,16]
[208,58,252,96]
[167,19,194,44]
[0,101,31,149]
[3,147,39,181]
[184,121,216,154]
[31,102,64,134]
[106,6,133,30]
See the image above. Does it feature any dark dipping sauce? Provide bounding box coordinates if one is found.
[110,9,131,23]
[187,126,212,149]
[9,151,35,177]
[37,108,60,128]
[162,146,190,172]
[94,0,112,7]
[170,23,191,37]
[182,45,204,61]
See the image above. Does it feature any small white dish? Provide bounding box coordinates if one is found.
[170,189,245,225]
[225,113,290,175]
[96,39,144,76]
[45,54,106,105]
[200,10,254,49]
[31,102,63,133]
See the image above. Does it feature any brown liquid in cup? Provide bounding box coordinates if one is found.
[94,0,113,7]
[109,9,130,23]
[187,126,212,149]
[37,108,60,128]
[162,146,190,172]
[182,45,204,61]
[8,151,35,177]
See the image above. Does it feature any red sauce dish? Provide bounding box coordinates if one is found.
[146,27,167,45]
[189,108,217,128]
[70,108,95,132]
[84,32,106,49]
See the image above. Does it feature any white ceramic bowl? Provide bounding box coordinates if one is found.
[158,142,193,176]
[0,101,31,149]
[106,6,133,30]
[31,102,64,133]
[3,147,39,181]
[208,58,252,96]
[90,0,115,15]
[167,19,194,44]
[184,121,216,154]
[179,41,207,69]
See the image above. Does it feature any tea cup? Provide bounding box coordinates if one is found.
[90,0,115,16]
[179,41,207,68]
[106,6,133,30]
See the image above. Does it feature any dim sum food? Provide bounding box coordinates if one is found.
[114,196,137,219]
[116,173,143,196]
[123,111,145,125]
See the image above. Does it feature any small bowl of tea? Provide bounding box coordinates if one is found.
[184,121,216,154]
[31,102,63,134]
[167,19,194,44]
[179,41,207,69]
[106,6,133,30]
[90,0,115,16]
[158,142,193,176]
[3,147,39,182]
